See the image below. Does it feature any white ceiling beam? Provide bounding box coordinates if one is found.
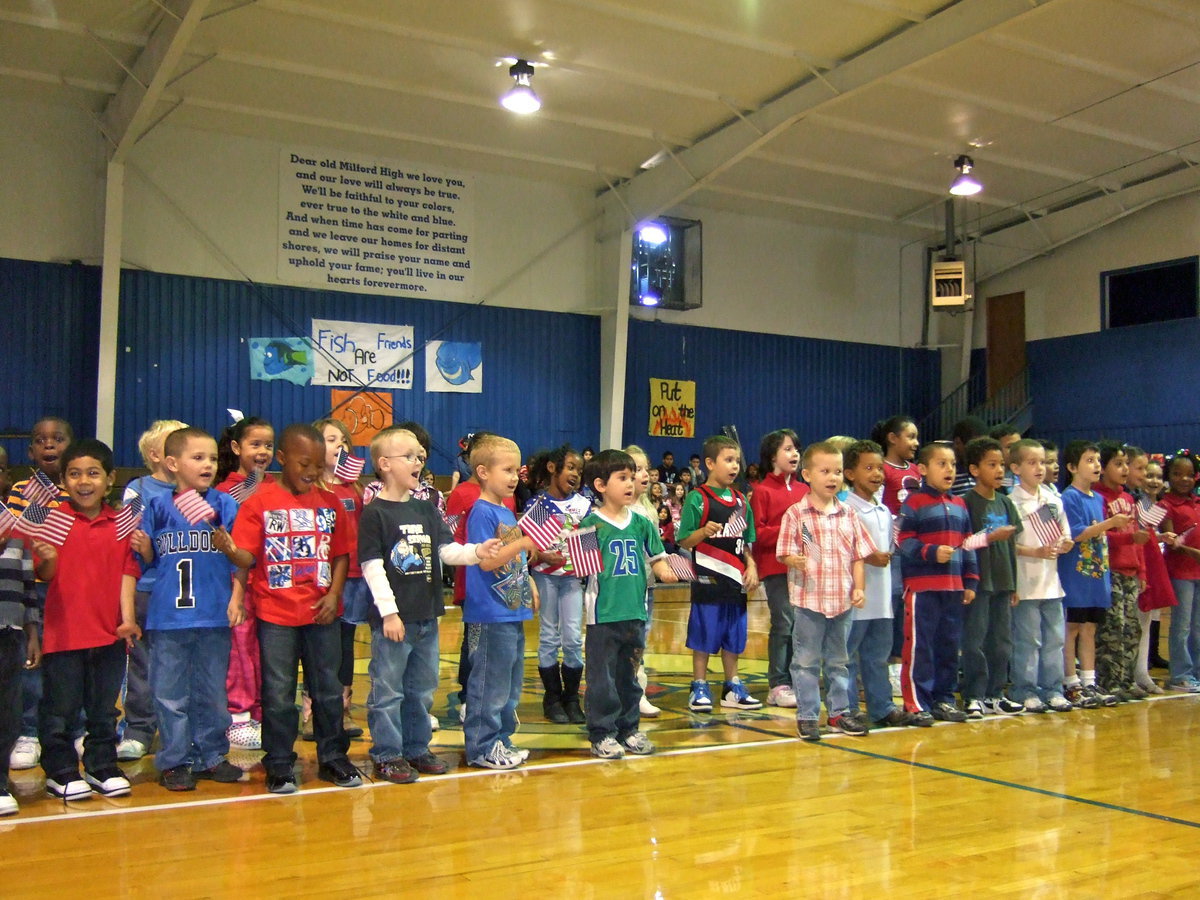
[753,149,1020,208]
[553,0,838,68]
[842,0,931,23]
[1126,0,1200,28]
[100,0,210,161]
[208,49,693,148]
[699,184,902,224]
[0,65,119,97]
[178,96,627,179]
[257,0,745,108]
[600,0,1060,230]
[985,33,1200,108]
[890,72,1200,162]
[0,9,148,47]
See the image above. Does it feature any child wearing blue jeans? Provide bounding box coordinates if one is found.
[359,427,500,783]
[463,435,539,770]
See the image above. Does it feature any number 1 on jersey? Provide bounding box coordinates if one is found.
[176,558,196,609]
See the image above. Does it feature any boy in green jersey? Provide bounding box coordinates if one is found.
[579,450,677,760]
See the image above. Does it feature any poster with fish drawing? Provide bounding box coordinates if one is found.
[249,337,314,386]
[425,341,482,393]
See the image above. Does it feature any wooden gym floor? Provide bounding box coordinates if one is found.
[3,590,1199,898]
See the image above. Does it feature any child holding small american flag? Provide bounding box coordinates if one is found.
[578,449,676,759]
[32,439,142,801]
[1008,439,1075,713]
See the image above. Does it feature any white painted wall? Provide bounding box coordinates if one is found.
[977,193,1200,345]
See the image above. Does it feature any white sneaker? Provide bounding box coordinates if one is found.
[116,738,147,761]
[0,791,17,816]
[10,736,40,770]
[503,744,530,763]
[621,732,655,755]
[639,695,662,717]
[590,736,625,759]
[45,777,93,801]
[227,719,262,750]
[1022,696,1047,714]
[964,699,985,719]
[429,712,440,732]
[1046,693,1074,712]
[469,740,519,770]
[84,768,132,797]
[767,685,798,708]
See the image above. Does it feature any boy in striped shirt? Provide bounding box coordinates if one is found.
[897,443,979,725]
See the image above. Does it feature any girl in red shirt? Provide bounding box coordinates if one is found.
[871,415,921,674]
[1160,452,1200,691]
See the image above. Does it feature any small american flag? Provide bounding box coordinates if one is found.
[565,526,603,577]
[723,505,748,538]
[891,518,901,550]
[0,508,17,539]
[962,529,990,551]
[1028,504,1064,547]
[362,480,383,505]
[801,523,817,556]
[21,504,74,546]
[443,512,462,533]
[666,552,696,581]
[22,471,59,507]
[228,468,262,504]
[334,448,365,482]
[1136,496,1167,530]
[518,498,565,552]
[115,495,144,541]
[174,489,217,525]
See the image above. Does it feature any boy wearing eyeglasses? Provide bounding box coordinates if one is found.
[358,427,501,783]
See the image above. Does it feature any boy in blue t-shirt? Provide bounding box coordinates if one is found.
[463,435,538,770]
[579,450,676,760]
[140,427,246,791]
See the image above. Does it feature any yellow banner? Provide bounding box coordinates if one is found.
[648,378,696,438]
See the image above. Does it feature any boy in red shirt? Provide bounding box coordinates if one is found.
[230,424,355,794]
[33,439,141,801]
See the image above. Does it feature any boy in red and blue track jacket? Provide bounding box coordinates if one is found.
[897,444,978,724]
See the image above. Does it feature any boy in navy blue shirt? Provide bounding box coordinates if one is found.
[140,427,246,791]
[463,434,538,770]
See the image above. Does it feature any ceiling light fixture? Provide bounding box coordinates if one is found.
[949,154,982,196]
[500,59,541,114]
[637,223,668,246]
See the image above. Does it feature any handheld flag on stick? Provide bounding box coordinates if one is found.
[20,504,74,546]
[564,526,603,577]
[517,499,565,552]
[334,448,365,482]
[228,468,262,504]
[801,523,817,556]
[962,529,990,551]
[115,496,144,541]
[1028,504,1064,548]
[174,489,217,526]
[723,506,748,538]
[666,553,696,582]
[22,471,59,508]
[362,480,383,506]
[1136,496,1167,530]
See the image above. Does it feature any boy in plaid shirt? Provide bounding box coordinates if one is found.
[777,442,876,742]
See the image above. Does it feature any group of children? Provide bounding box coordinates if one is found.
[1,408,1195,816]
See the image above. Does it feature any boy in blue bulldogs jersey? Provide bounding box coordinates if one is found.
[140,427,246,791]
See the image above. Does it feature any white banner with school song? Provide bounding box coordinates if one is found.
[278,146,475,300]
[310,318,415,389]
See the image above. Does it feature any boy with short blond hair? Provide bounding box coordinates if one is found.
[117,418,187,762]
[778,442,876,741]
[359,427,499,784]
[677,434,760,712]
[462,434,539,769]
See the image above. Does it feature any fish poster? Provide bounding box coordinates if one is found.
[248,337,314,386]
[425,341,482,393]
[310,318,414,389]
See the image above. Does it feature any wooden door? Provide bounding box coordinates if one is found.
[986,291,1026,397]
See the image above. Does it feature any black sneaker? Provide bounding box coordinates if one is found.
[375,758,419,784]
[874,709,918,728]
[797,719,821,742]
[828,712,868,736]
[1084,684,1118,707]
[318,757,364,788]
[266,772,297,794]
[406,752,450,775]
[911,711,935,727]
[158,765,197,792]
[931,702,967,723]
[194,760,245,783]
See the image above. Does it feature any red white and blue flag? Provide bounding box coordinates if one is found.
[801,523,817,556]
[334,448,365,482]
[174,489,217,525]
[1136,496,1167,530]
[115,495,144,541]
[1027,504,1064,547]
[228,468,262,504]
[666,552,696,582]
[962,529,990,551]
[20,504,74,546]
[723,505,748,538]
[565,526,603,577]
[362,480,383,506]
[22,470,59,508]
[518,499,565,552]
[0,508,18,539]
